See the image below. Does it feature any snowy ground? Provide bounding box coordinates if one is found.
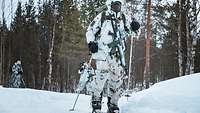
[0,73,200,113]
[120,73,200,113]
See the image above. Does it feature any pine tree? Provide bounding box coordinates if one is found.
[80,0,106,27]
[153,3,179,80]
[10,1,25,59]
[61,0,85,48]
[9,2,25,86]
[1,15,11,86]
[38,0,55,90]
[23,0,40,88]
[56,0,86,92]
[0,17,8,85]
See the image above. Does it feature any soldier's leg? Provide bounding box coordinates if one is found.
[11,74,19,88]
[107,59,124,113]
[87,60,109,113]
[15,74,21,88]
[107,88,123,113]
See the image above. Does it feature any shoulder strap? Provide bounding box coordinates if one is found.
[101,12,126,27]
[95,12,128,39]
[101,11,106,27]
[94,12,105,40]
[121,13,129,32]
[121,13,126,26]
[94,11,105,39]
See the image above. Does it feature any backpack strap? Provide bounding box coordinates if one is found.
[101,11,106,27]
[121,13,129,32]
[95,12,128,40]
[101,12,128,31]
[94,11,106,40]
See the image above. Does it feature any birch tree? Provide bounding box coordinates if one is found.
[178,0,188,76]
[187,0,199,74]
[47,0,57,91]
[194,0,200,73]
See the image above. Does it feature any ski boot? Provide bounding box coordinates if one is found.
[107,104,119,113]
[107,97,119,113]
[92,96,102,113]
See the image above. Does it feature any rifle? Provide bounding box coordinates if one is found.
[108,14,126,69]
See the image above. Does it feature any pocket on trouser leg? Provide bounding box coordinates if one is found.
[87,70,109,97]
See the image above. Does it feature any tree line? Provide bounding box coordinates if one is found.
[129,0,200,89]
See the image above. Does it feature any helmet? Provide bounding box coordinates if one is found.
[106,0,124,11]
[16,60,21,65]
[106,0,124,7]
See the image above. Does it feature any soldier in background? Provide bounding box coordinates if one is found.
[8,60,25,88]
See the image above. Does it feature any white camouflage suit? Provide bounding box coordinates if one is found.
[86,0,133,109]
[8,60,23,88]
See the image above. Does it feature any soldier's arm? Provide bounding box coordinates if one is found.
[86,13,102,44]
[124,14,140,33]
[130,18,140,31]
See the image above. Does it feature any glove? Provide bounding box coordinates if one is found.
[130,18,140,31]
[88,42,98,53]
[18,71,23,75]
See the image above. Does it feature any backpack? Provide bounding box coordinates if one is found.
[95,11,129,39]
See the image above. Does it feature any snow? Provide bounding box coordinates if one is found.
[0,87,108,113]
[0,0,40,27]
[0,73,200,113]
[120,73,200,113]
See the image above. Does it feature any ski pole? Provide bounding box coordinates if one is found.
[69,93,80,111]
[127,32,134,90]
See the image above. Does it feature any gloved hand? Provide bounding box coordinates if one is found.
[18,71,23,75]
[88,41,98,53]
[130,18,140,31]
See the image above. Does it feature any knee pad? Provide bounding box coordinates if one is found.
[86,71,109,96]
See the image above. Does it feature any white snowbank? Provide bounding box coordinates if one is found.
[0,87,109,113]
[0,73,200,113]
[120,73,200,113]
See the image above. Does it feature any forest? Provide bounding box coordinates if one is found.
[0,0,200,92]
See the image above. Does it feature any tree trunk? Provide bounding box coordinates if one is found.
[177,0,182,77]
[144,0,151,89]
[193,0,200,72]
[47,21,55,91]
[38,42,42,89]
[178,0,188,76]
[188,0,198,74]
[186,17,192,75]
[0,0,5,85]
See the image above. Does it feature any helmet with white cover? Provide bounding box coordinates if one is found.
[106,0,124,6]
[15,60,21,65]
[16,60,21,65]
[106,0,124,12]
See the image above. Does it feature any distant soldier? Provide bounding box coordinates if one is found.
[8,60,25,88]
